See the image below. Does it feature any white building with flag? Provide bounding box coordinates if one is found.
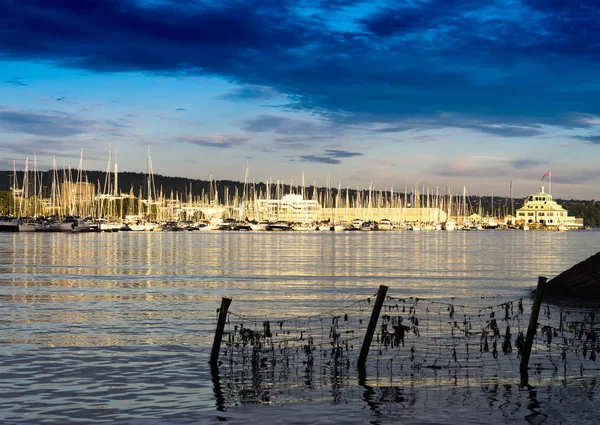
[516,182,583,229]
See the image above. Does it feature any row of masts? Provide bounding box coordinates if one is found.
[8,150,514,224]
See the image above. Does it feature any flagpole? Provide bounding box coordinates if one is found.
[549,171,551,196]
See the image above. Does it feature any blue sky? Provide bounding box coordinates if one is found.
[1,0,600,199]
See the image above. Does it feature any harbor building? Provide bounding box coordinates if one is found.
[61,181,96,207]
[256,194,320,223]
[320,207,447,224]
[516,186,583,228]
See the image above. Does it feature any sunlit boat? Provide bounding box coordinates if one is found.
[251,221,270,231]
[292,223,317,231]
[197,221,220,231]
[59,216,92,232]
[97,218,122,232]
[18,218,39,232]
[0,216,19,232]
[376,219,393,231]
[444,221,456,231]
[128,220,156,231]
[360,221,373,231]
[267,221,292,231]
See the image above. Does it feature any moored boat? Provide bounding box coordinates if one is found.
[360,221,373,231]
[59,216,92,232]
[267,221,292,231]
[251,221,270,231]
[292,223,317,231]
[0,216,19,232]
[376,219,393,231]
[128,220,156,231]
[18,218,39,232]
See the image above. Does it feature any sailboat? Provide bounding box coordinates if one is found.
[128,146,158,231]
[1,162,20,232]
[18,156,40,232]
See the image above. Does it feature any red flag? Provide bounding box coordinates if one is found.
[541,171,551,180]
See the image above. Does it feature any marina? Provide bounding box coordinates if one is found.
[0,155,587,233]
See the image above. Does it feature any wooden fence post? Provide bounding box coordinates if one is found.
[210,297,232,368]
[520,276,546,384]
[358,285,389,369]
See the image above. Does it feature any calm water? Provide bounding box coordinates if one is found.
[1,230,600,424]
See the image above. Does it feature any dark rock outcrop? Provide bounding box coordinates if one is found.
[545,252,600,298]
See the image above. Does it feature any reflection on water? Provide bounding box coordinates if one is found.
[209,361,600,424]
[1,230,600,423]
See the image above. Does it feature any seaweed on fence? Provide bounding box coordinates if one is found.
[212,289,600,407]
[531,305,600,377]
[372,297,529,377]
[216,296,372,405]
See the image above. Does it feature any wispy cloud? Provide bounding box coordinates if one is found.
[3,78,28,87]
[0,138,104,160]
[178,134,249,149]
[325,149,363,158]
[294,155,341,164]
[435,155,552,179]
[509,159,545,170]
[0,106,94,137]
[572,135,600,144]
[241,114,326,135]
[217,85,280,101]
[290,148,364,164]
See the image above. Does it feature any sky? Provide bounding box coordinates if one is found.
[1,0,600,199]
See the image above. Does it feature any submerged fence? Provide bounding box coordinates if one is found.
[210,277,600,405]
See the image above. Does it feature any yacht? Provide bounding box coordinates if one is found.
[292,223,317,231]
[96,218,122,232]
[128,220,156,231]
[376,219,393,231]
[251,221,270,231]
[0,216,19,232]
[346,218,363,230]
[59,216,92,232]
[360,221,373,231]
[267,221,292,231]
[18,218,39,232]
[444,221,456,231]
[197,221,220,231]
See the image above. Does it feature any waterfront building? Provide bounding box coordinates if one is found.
[257,194,320,223]
[516,186,583,228]
[61,182,95,207]
[321,207,447,225]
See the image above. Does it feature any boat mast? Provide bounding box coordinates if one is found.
[33,153,37,217]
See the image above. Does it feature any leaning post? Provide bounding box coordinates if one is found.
[358,285,389,369]
[210,297,232,368]
[520,276,546,384]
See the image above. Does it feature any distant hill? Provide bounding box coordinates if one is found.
[0,170,249,202]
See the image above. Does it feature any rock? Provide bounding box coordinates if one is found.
[545,252,600,298]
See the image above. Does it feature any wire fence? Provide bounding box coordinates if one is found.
[371,296,528,380]
[213,286,600,406]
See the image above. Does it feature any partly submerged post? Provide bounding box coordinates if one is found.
[520,276,546,384]
[358,285,389,369]
[210,297,232,368]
